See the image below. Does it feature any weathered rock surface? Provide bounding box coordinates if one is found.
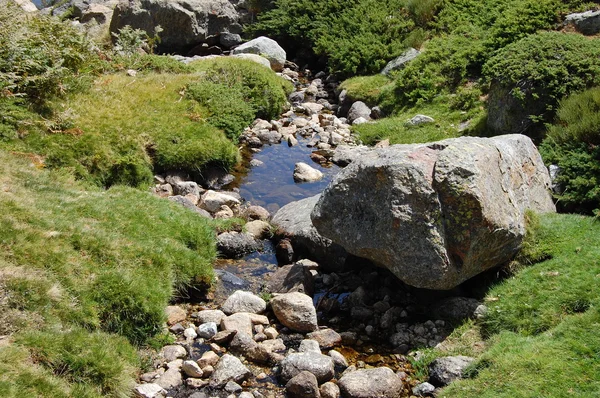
[201,190,240,213]
[110,0,241,54]
[381,48,420,76]
[320,381,341,398]
[221,290,266,315]
[487,81,548,135]
[134,383,166,398]
[217,232,261,258]
[307,328,342,349]
[428,356,475,386]
[338,367,403,398]
[209,354,251,387]
[294,162,324,182]
[280,352,335,383]
[285,371,321,398]
[565,10,600,35]
[272,195,348,272]
[347,102,371,124]
[270,292,318,332]
[312,135,555,290]
[231,36,286,71]
[267,262,314,296]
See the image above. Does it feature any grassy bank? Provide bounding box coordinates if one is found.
[413,213,600,397]
[0,150,224,396]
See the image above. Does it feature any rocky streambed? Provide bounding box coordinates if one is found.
[139,65,505,398]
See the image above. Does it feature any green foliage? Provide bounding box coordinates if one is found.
[483,32,600,115]
[540,140,600,214]
[546,87,600,145]
[539,88,600,214]
[0,1,101,103]
[17,330,137,397]
[252,0,416,76]
[353,93,485,145]
[188,57,293,140]
[112,25,164,56]
[339,74,394,107]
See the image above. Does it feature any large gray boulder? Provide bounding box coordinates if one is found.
[565,10,600,35]
[110,0,241,54]
[312,135,555,290]
[231,36,286,71]
[272,195,348,272]
[338,367,404,398]
[381,48,420,76]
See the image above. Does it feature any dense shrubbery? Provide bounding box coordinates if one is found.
[188,57,293,140]
[540,88,600,215]
[251,0,423,76]
[0,1,102,104]
[483,32,600,116]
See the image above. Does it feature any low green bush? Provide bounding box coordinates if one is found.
[251,0,416,77]
[188,57,293,139]
[483,32,600,120]
[339,74,394,107]
[546,87,600,145]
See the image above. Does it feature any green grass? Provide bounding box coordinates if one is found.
[0,149,224,396]
[413,213,600,397]
[353,94,485,145]
[339,74,395,107]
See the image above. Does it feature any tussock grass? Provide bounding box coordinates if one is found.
[416,213,600,397]
[0,150,221,396]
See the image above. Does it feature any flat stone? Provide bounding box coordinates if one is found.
[280,351,335,384]
[161,345,187,362]
[307,329,342,349]
[222,290,267,315]
[221,313,254,336]
[338,367,404,398]
[166,306,186,326]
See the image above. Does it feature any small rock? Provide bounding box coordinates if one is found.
[212,329,237,344]
[201,190,241,213]
[222,290,267,315]
[155,368,183,390]
[412,382,435,396]
[166,306,187,326]
[161,345,187,362]
[182,360,204,378]
[275,239,294,265]
[209,354,252,387]
[134,383,166,398]
[217,232,261,258]
[428,356,475,387]
[245,220,272,239]
[197,322,218,339]
[294,162,324,182]
[243,205,271,221]
[221,313,254,336]
[347,101,371,124]
[288,134,299,147]
[169,323,185,334]
[406,114,435,126]
[307,329,342,349]
[299,339,321,354]
[328,350,349,369]
[225,380,243,394]
[267,263,314,296]
[338,367,404,398]
[285,371,321,398]
[320,382,341,398]
[270,292,319,332]
[280,352,335,383]
[186,379,209,389]
[197,351,220,368]
[184,327,198,340]
[193,309,226,325]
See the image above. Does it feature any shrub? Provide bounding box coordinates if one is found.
[251,0,416,77]
[483,32,600,118]
[0,1,101,104]
[546,87,600,145]
[188,57,293,140]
